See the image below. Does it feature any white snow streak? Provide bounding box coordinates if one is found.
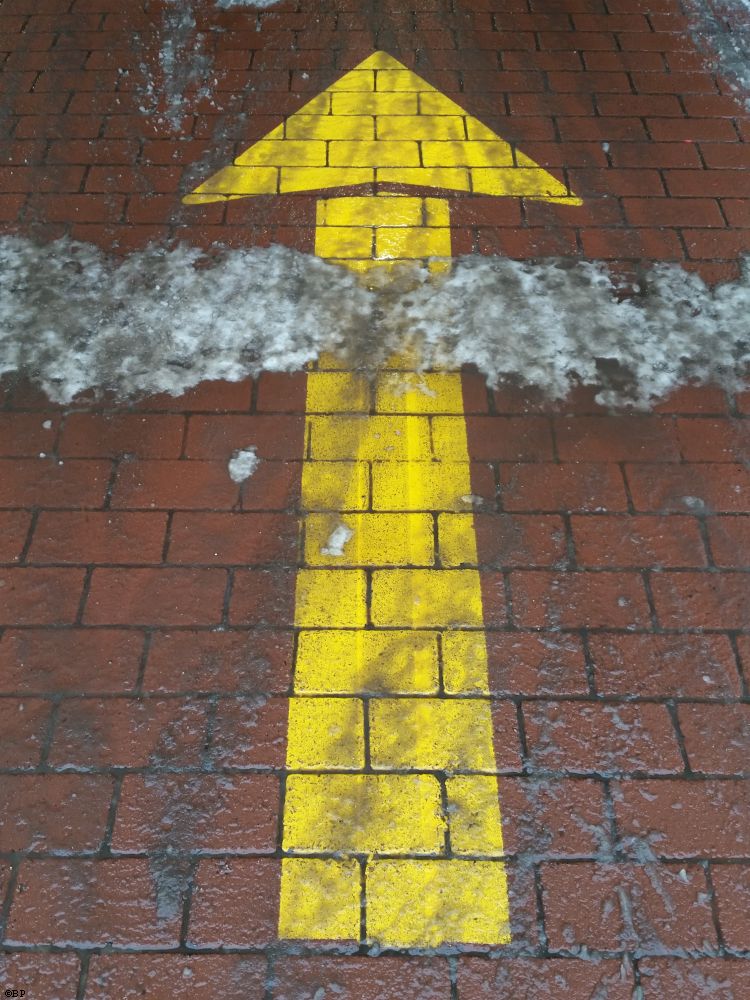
[321,524,354,558]
[1,236,749,409]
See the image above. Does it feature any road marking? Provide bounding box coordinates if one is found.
[184,50,580,207]
[280,369,511,948]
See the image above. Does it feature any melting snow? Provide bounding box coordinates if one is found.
[227,446,259,484]
[1,236,749,408]
[321,523,354,557]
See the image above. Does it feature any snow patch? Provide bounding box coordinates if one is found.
[216,0,282,7]
[684,0,750,106]
[228,446,259,484]
[321,523,354,558]
[1,236,749,409]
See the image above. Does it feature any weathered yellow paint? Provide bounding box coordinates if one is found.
[366,860,510,948]
[280,368,511,948]
[295,629,440,694]
[183,50,581,205]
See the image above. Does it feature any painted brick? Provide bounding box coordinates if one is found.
[5,858,183,947]
[112,773,279,853]
[523,700,683,775]
[48,697,208,769]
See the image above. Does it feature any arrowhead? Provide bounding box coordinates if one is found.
[184,51,581,205]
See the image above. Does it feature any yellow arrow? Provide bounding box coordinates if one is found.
[184,50,581,206]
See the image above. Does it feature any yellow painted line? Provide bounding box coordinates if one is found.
[183,50,581,206]
[279,367,511,949]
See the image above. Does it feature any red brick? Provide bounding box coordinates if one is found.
[464,416,554,461]
[679,703,750,775]
[542,862,715,951]
[0,953,81,1000]
[0,566,85,625]
[134,379,253,412]
[597,94,683,116]
[588,633,741,698]
[707,516,750,568]
[625,462,750,513]
[683,95,750,117]
[185,415,305,461]
[499,776,609,857]
[512,569,651,628]
[271,957,451,1000]
[570,166,666,196]
[229,568,296,626]
[59,413,185,459]
[623,197,724,227]
[666,169,750,198]
[700,143,750,169]
[582,227,683,259]
[485,633,589,696]
[609,142,703,169]
[0,698,51,768]
[167,512,299,565]
[524,700,682,774]
[209,695,289,769]
[651,571,750,630]
[477,226,579,257]
[571,513,707,567]
[188,858,280,948]
[711,866,750,950]
[255,371,308,412]
[112,773,279,853]
[585,50,664,70]
[29,511,168,564]
[25,192,126,223]
[49,697,208,769]
[85,567,226,625]
[558,115,649,140]
[144,629,293,694]
[613,778,750,856]
[450,197,523,228]
[684,229,750,259]
[0,457,111,508]
[5,858,183,947]
[617,30,695,51]
[647,118,739,141]
[468,513,566,568]
[457,957,632,999]
[85,164,182,194]
[637,958,750,999]
[0,628,143,694]
[0,773,112,852]
[500,462,628,512]
[633,71,719,94]
[86,954,267,1000]
[538,30,618,49]
[722,198,750,227]
[111,460,241,510]
[0,413,60,456]
[0,510,31,563]
[555,416,680,462]
[652,385,729,414]
[14,115,103,139]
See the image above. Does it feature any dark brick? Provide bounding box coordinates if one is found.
[187,858,280,948]
[637,958,750,999]
[84,568,227,625]
[86,955,267,1000]
[571,514,707,567]
[650,571,750,630]
[0,773,112,852]
[270,957,452,1000]
[484,632,589,696]
[457,957,633,999]
[0,698,51,768]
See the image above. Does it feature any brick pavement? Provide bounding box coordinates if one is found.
[2,0,750,997]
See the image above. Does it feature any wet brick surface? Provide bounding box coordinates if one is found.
[1,0,750,996]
